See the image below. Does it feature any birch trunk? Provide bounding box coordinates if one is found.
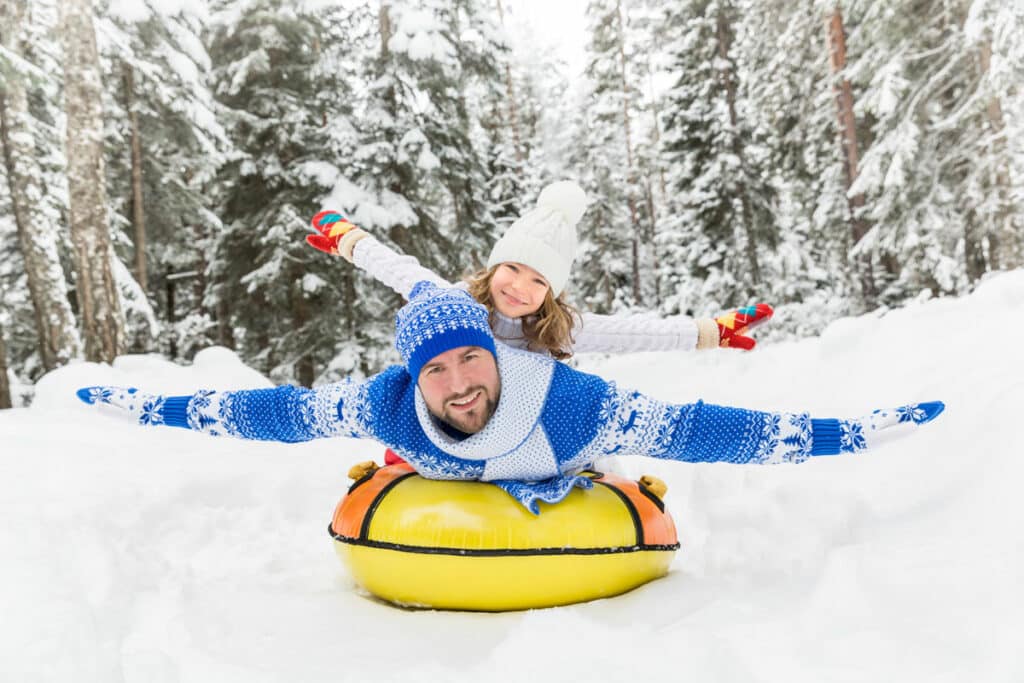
[59,0,126,362]
[0,0,82,370]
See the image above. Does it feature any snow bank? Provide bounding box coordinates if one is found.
[2,270,1023,682]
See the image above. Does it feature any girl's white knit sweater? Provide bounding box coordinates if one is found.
[351,235,699,354]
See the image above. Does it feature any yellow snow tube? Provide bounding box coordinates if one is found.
[329,463,679,611]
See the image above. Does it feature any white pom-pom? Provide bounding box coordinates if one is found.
[535,181,588,226]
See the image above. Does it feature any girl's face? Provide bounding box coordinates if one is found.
[489,262,550,318]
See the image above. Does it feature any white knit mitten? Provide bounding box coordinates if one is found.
[810,402,945,455]
[76,386,168,426]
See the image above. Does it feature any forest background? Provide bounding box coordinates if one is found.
[1,0,1021,407]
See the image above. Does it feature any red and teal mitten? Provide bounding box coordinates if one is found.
[715,303,773,350]
[307,210,368,261]
[697,303,774,350]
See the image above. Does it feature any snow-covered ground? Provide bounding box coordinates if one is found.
[2,271,1023,683]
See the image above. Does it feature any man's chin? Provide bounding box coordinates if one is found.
[444,411,486,434]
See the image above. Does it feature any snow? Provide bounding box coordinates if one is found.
[388,9,455,63]
[301,273,327,294]
[298,160,341,188]
[106,0,151,24]
[2,270,1024,682]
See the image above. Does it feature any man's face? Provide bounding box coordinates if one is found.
[417,346,500,434]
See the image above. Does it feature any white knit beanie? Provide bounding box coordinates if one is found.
[486,181,588,296]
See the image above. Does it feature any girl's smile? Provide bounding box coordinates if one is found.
[489,262,550,317]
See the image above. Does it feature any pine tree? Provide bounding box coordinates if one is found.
[578,0,643,307]
[846,0,1024,301]
[737,0,858,325]
[340,0,502,277]
[572,0,644,312]
[100,2,228,356]
[658,0,777,314]
[207,0,372,386]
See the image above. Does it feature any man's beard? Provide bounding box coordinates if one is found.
[438,387,499,435]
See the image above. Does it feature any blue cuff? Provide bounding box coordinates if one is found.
[810,418,842,456]
[161,396,191,428]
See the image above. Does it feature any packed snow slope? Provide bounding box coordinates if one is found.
[2,270,1022,683]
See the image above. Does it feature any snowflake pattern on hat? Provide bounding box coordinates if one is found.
[394,281,496,378]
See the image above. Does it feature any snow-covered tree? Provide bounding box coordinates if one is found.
[658,0,777,314]
[206,0,377,385]
[60,0,126,362]
[846,0,1024,301]
[98,1,228,355]
[737,0,858,322]
[1,0,82,370]
[335,0,504,279]
[573,0,653,311]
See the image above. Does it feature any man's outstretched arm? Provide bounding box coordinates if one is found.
[76,377,377,443]
[584,386,944,465]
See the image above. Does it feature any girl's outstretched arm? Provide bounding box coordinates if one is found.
[571,304,773,354]
[308,211,451,299]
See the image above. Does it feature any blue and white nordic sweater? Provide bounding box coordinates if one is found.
[85,342,941,513]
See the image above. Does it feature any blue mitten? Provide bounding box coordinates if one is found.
[811,401,945,456]
[76,386,171,426]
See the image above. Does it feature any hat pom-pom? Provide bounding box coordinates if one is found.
[408,280,438,300]
[536,181,588,226]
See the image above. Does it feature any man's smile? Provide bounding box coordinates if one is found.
[447,390,483,412]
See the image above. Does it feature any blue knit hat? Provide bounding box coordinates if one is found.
[395,281,497,378]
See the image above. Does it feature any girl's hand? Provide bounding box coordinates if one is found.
[715,303,774,350]
[308,211,369,262]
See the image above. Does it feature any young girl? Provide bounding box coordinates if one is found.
[308,181,772,468]
[306,181,773,360]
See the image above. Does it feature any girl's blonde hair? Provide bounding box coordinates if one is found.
[466,266,580,360]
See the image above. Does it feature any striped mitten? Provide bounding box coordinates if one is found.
[308,211,368,261]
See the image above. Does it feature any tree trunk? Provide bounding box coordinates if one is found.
[976,40,1019,273]
[379,0,392,61]
[825,7,875,302]
[643,175,661,305]
[59,0,126,362]
[0,0,82,371]
[825,9,865,236]
[0,320,12,409]
[292,282,314,388]
[614,0,642,305]
[122,61,148,292]
[216,297,235,349]
[716,4,761,285]
[963,208,987,283]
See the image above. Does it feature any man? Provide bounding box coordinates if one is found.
[77,282,944,513]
